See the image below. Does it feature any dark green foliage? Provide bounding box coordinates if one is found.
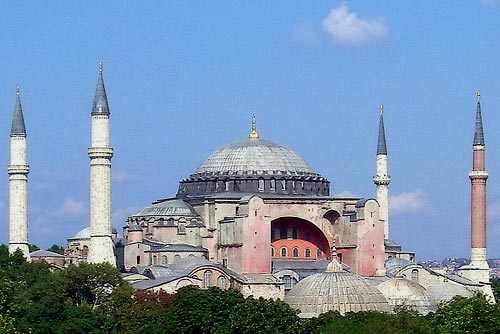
[491,277,500,302]
[46,245,65,255]
[2,244,500,334]
[28,244,40,252]
[432,292,500,334]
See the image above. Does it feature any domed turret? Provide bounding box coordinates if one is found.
[285,255,390,317]
[177,116,330,198]
[376,277,432,314]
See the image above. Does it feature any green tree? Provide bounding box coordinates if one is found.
[28,244,40,253]
[46,245,65,255]
[432,292,500,334]
[490,277,500,302]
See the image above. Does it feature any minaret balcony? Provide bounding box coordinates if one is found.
[373,175,391,185]
[468,170,488,180]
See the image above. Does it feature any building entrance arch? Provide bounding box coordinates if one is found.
[271,217,330,260]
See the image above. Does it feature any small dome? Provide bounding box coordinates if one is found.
[377,278,432,314]
[132,199,200,217]
[426,281,473,305]
[285,271,391,317]
[194,138,316,176]
[70,227,90,240]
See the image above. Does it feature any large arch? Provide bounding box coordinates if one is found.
[271,216,331,260]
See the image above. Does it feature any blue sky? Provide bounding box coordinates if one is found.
[1,1,500,260]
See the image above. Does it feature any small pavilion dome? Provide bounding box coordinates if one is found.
[131,199,200,217]
[285,258,390,317]
[426,281,473,305]
[376,278,433,314]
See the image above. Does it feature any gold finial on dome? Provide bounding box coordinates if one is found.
[249,114,259,139]
[379,104,384,115]
[477,91,481,103]
[326,241,343,272]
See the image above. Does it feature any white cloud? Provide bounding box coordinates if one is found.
[389,189,429,215]
[54,198,86,217]
[113,171,136,183]
[334,190,358,197]
[322,5,388,47]
[290,23,319,45]
[113,206,140,224]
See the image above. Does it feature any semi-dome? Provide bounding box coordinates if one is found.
[177,117,330,198]
[285,258,390,317]
[131,199,200,217]
[376,278,432,314]
[195,138,315,176]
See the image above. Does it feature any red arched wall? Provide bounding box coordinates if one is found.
[271,217,330,260]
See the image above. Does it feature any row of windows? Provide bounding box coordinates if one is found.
[271,246,322,258]
[203,270,226,289]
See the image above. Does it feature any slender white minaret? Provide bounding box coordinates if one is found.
[459,92,493,300]
[8,86,30,260]
[87,62,116,265]
[373,105,391,239]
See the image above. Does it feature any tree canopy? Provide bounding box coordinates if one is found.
[1,245,500,333]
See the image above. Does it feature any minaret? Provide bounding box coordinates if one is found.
[87,62,116,265]
[459,92,493,299]
[8,86,30,260]
[373,105,391,240]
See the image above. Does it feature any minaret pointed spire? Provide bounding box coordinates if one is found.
[11,86,26,136]
[249,114,259,139]
[92,61,110,116]
[473,91,484,146]
[377,104,387,155]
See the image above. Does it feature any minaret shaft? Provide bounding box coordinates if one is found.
[459,93,493,301]
[470,146,487,259]
[87,63,116,266]
[8,88,30,260]
[374,106,390,239]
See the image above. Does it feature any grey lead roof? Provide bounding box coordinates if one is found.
[377,112,387,155]
[91,62,110,116]
[194,138,315,176]
[11,87,26,136]
[474,97,485,146]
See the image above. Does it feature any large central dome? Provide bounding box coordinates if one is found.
[195,138,314,175]
[177,116,330,198]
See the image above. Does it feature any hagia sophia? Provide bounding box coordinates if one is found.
[7,63,495,316]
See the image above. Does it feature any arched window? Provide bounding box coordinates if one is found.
[162,255,168,265]
[271,247,275,257]
[178,222,186,234]
[217,276,225,289]
[283,275,292,290]
[270,179,276,191]
[136,255,140,264]
[82,245,89,257]
[152,255,158,265]
[174,254,181,262]
[204,270,213,288]
[280,247,287,257]
[292,247,299,258]
[281,179,286,190]
[317,248,323,258]
[280,225,287,239]
[305,248,311,258]
[411,269,419,282]
[159,218,165,225]
[258,178,264,192]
